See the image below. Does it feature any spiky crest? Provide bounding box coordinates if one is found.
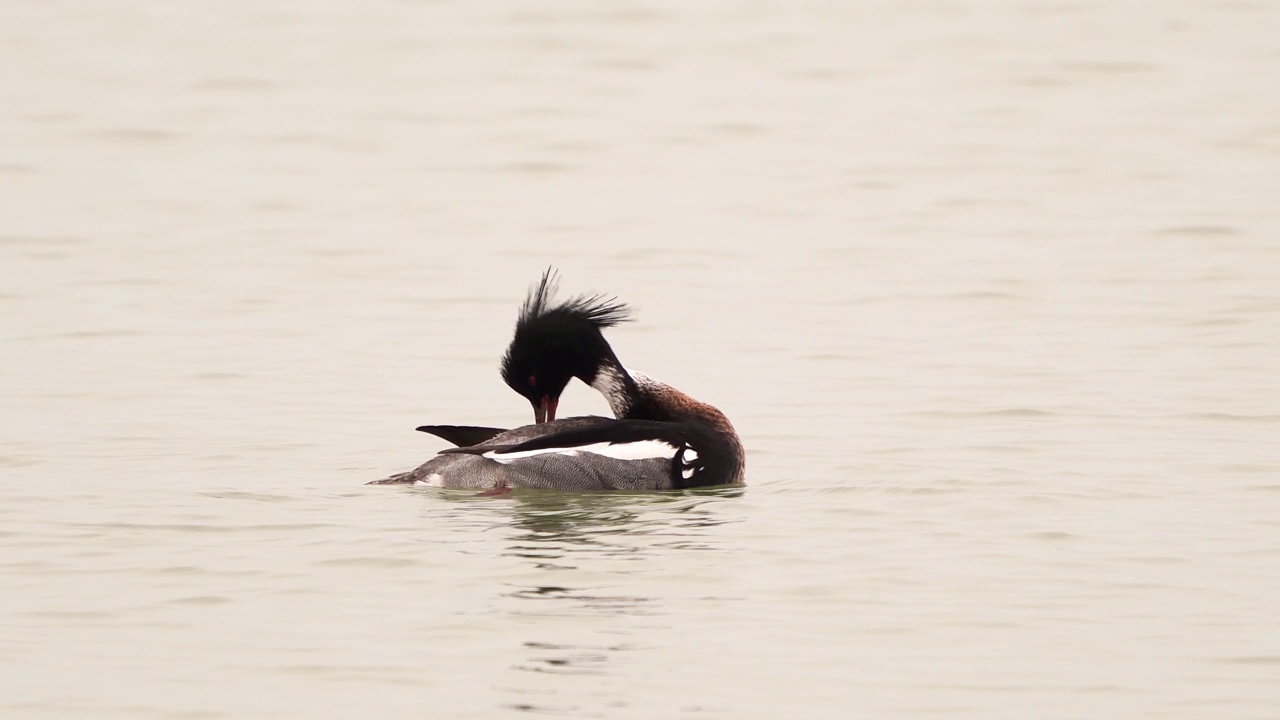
[518,267,633,329]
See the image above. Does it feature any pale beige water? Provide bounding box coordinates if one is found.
[3,1,1280,718]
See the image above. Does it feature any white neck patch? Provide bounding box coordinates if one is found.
[589,363,634,418]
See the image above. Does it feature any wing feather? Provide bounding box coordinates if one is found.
[415,425,508,447]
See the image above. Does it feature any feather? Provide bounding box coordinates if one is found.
[517,267,634,330]
[415,425,507,447]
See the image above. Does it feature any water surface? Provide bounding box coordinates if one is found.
[3,1,1279,718]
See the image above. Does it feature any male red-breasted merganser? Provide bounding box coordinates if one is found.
[370,271,745,491]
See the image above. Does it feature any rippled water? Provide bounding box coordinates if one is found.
[3,1,1279,718]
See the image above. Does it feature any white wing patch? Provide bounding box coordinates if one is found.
[485,440,678,465]
[679,444,701,481]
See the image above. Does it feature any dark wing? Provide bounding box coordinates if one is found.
[434,418,686,491]
[438,415,614,453]
[415,425,508,447]
[439,419,686,456]
[378,416,735,490]
[439,418,733,489]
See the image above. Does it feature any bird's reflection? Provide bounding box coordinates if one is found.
[413,485,743,713]
[514,640,635,677]
[498,488,740,603]
[506,488,741,539]
[495,488,741,704]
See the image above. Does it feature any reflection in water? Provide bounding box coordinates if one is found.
[517,640,631,676]
[491,489,743,713]
[504,488,743,547]
[400,487,746,714]
[505,583,658,617]
[500,489,742,609]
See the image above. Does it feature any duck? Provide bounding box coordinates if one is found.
[369,271,745,491]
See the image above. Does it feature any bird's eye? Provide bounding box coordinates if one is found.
[528,375,537,388]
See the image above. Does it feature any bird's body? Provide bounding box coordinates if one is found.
[370,271,744,491]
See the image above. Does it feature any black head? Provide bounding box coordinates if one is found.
[501,268,631,423]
